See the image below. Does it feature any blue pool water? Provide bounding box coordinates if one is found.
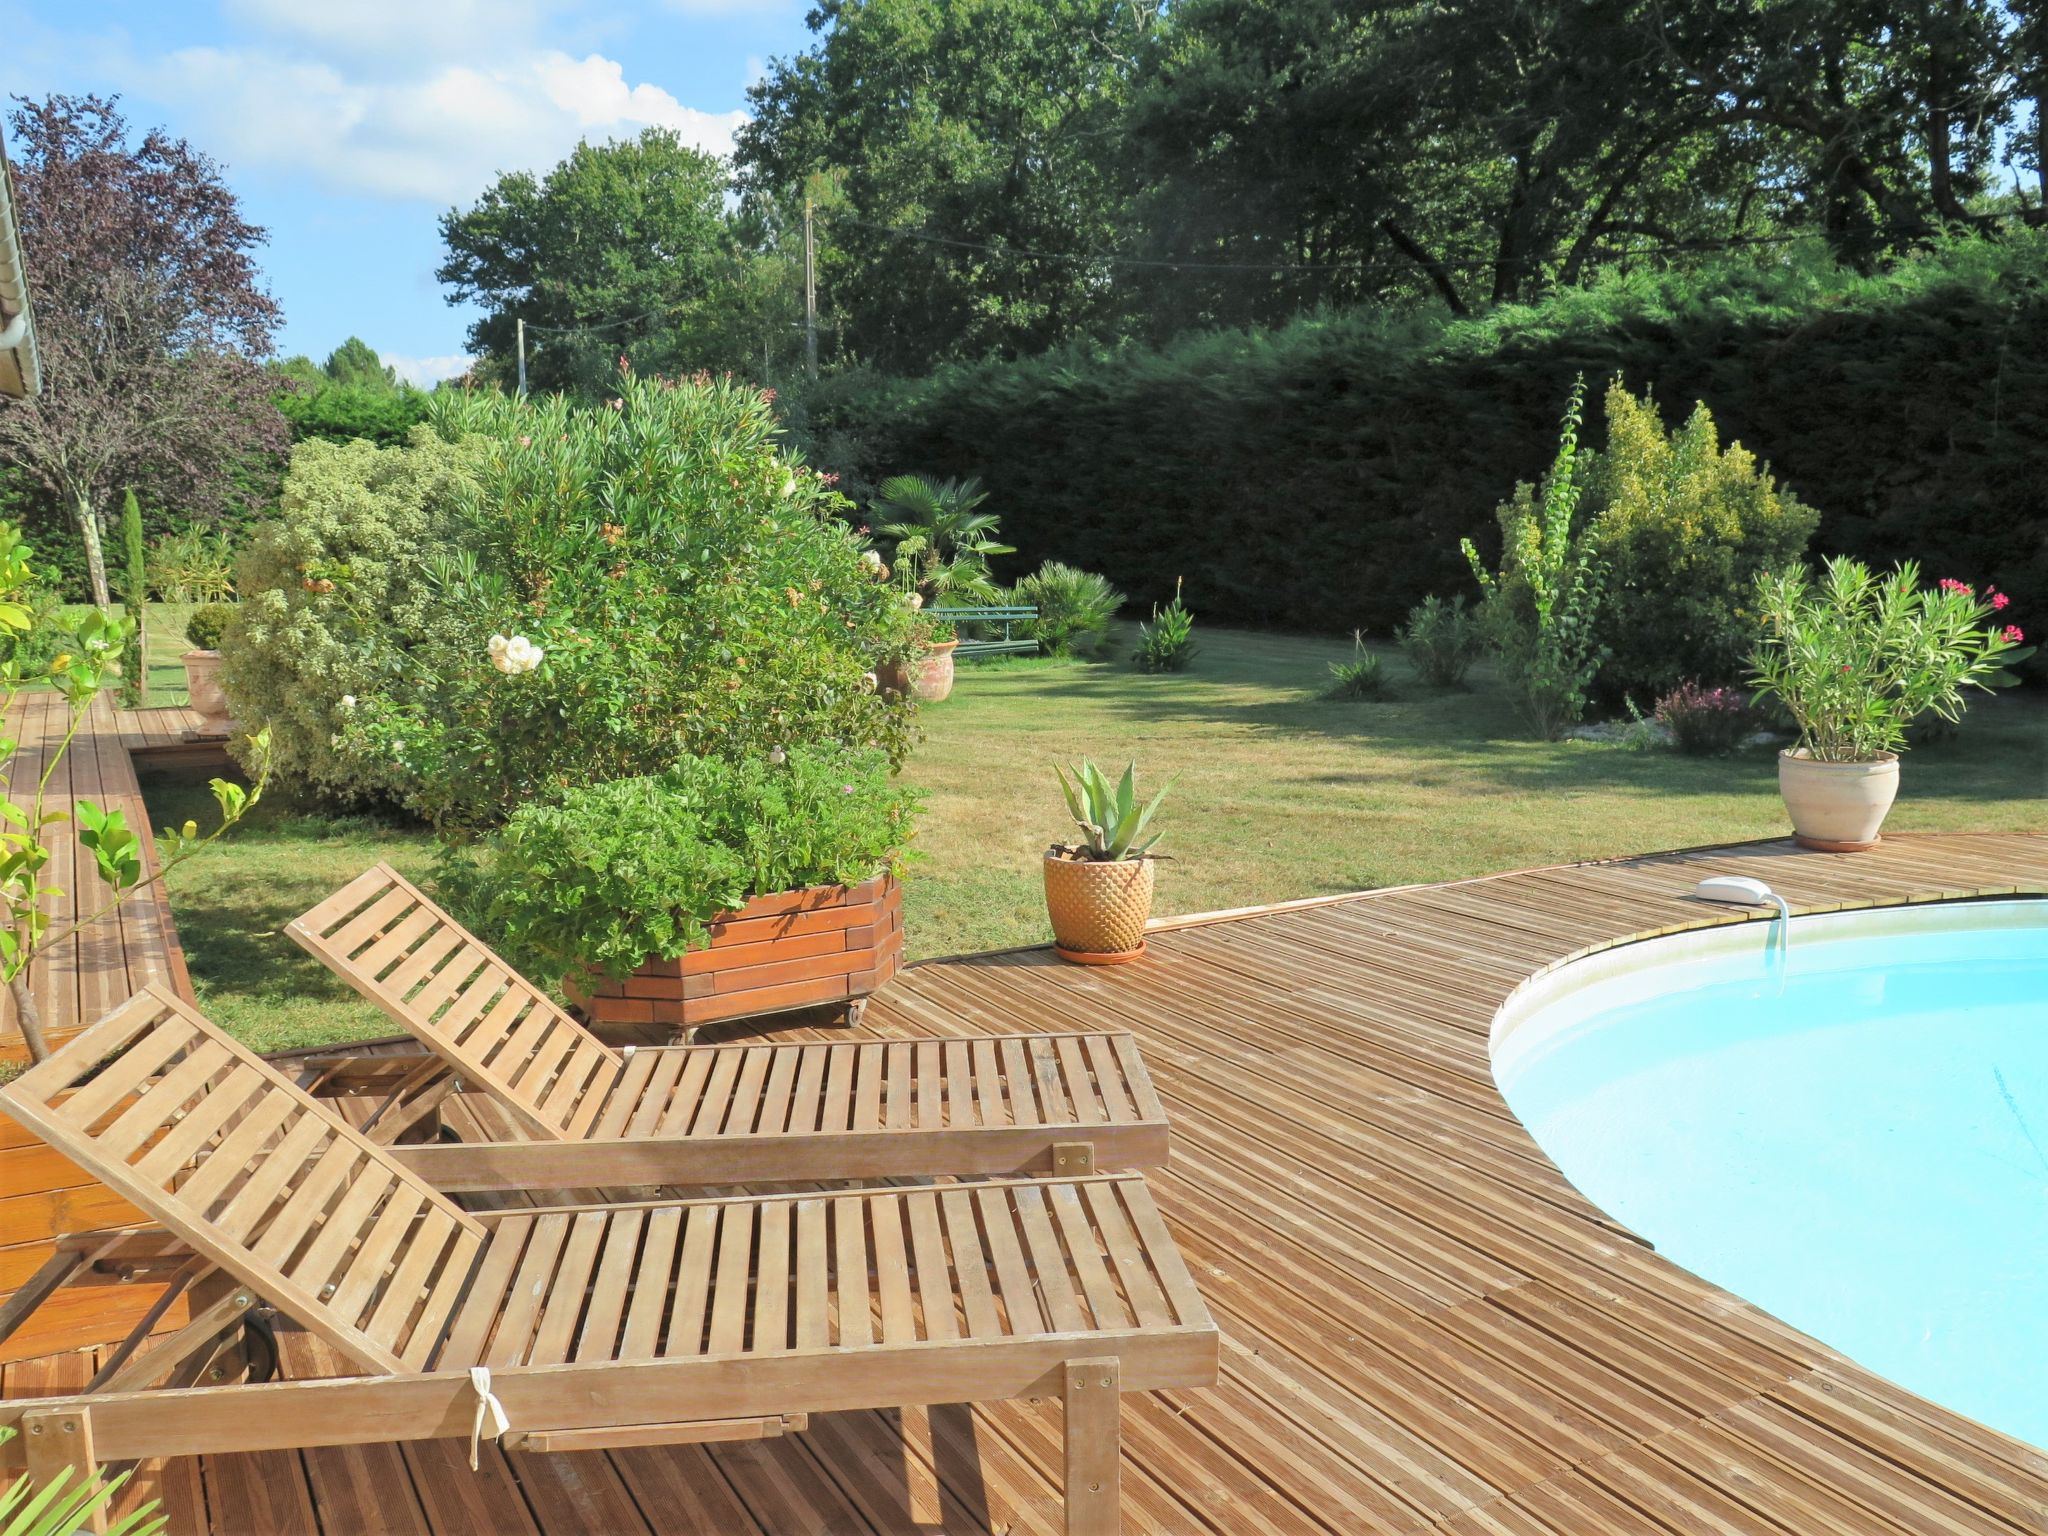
[1492,899,2048,1449]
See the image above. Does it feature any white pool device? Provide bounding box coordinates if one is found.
[1693,875,1785,916]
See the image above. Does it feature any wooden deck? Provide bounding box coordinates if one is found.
[7,824,2046,1533]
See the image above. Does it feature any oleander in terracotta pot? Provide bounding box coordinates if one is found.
[1044,759,1170,964]
[1749,557,2031,851]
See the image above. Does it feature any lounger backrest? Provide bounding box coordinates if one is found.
[0,986,487,1375]
[287,864,623,1141]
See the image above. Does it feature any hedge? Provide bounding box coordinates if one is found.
[795,236,2048,641]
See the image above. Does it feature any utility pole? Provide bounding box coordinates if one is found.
[516,317,528,397]
[803,198,818,381]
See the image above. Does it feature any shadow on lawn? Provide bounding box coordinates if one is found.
[977,630,2048,806]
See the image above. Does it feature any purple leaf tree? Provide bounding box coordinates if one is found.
[0,94,285,606]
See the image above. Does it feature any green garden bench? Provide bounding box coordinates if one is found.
[932,604,1038,658]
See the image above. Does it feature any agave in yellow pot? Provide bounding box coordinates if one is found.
[1044,759,1170,964]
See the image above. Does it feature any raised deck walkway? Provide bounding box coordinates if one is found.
[8,814,2045,1533]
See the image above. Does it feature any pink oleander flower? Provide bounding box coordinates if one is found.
[1939,577,1972,595]
[2003,625,2025,643]
[1991,591,2010,610]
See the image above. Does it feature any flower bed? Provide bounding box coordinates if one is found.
[578,872,904,1034]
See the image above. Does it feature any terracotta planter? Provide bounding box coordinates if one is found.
[1779,749,1900,851]
[877,639,958,704]
[181,650,235,736]
[1044,852,1154,963]
[578,871,904,1039]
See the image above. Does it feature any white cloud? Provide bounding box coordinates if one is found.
[221,0,550,70]
[381,350,475,388]
[146,46,745,204]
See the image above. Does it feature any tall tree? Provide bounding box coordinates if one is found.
[737,0,1161,370]
[322,336,399,392]
[0,95,284,607]
[438,128,734,396]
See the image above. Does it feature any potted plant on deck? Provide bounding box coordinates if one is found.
[1749,557,2028,850]
[179,601,239,737]
[442,745,920,1035]
[1045,760,1169,964]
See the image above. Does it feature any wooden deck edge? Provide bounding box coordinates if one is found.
[1137,829,2046,934]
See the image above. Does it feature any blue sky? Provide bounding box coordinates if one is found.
[18,1,816,383]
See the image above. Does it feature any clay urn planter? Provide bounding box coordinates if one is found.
[181,649,235,736]
[877,638,958,703]
[1777,749,1900,852]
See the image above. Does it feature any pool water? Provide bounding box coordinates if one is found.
[1491,899,2048,1450]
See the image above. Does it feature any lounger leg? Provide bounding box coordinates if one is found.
[1062,1356,1121,1536]
[22,1406,107,1535]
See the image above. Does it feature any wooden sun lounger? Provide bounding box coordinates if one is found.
[287,865,1171,1190]
[0,987,1218,1536]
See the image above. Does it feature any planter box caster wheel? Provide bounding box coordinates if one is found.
[845,999,868,1030]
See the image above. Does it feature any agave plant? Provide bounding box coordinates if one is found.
[872,474,1014,604]
[1054,760,1170,862]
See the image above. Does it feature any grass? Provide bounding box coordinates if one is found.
[139,623,2046,1051]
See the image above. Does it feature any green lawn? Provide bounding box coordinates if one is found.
[141,623,2047,1051]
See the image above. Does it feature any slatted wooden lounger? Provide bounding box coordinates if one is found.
[287,864,1171,1190]
[0,986,1218,1536]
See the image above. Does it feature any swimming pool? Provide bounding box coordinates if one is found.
[1491,897,2048,1451]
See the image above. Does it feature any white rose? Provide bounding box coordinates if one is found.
[487,633,510,658]
[768,746,787,765]
[907,592,924,610]
[339,694,356,711]
[861,671,878,691]
[860,550,882,569]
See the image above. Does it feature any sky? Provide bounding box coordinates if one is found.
[16,1,817,384]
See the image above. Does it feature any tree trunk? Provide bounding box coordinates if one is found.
[73,488,113,610]
[9,972,49,1063]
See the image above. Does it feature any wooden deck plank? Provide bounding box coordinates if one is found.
[4,722,2045,1536]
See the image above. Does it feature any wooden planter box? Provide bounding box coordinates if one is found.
[579,872,904,1037]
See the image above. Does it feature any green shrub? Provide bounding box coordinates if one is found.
[1652,681,1754,755]
[146,525,239,602]
[1583,381,1817,704]
[440,746,920,983]
[792,236,2048,647]
[118,490,147,707]
[1135,579,1196,672]
[1398,595,1483,687]
[1749,558,2030,760]
[1465,380,1605,737]
[1009,560,1123,656]
[333,372,915,831]
[1324,632,1389,699]
[182,602,237,652]
[223,429,487,799]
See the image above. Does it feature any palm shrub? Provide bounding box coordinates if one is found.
[1398,595,1483,686]
[0,1424,166,1535]
[325,372,914,831]
[1464,377,1605,737]
[1008,560,1123,656]
[1749,557,2029,761]
[1581,380,1817,705]
[873,473,1013,605]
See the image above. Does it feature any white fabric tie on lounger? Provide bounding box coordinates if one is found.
[469,1366,511,1469]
